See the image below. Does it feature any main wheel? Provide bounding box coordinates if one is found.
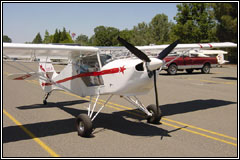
[167,64,177,75]
[201,64,210,74]
[147,104,162,124]
[43,100,47,105]
[76,114,93,137]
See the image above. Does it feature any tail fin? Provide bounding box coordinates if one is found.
[39,58,58,93]
[217,53,229,65]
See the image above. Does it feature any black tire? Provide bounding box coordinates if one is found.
[201,64,210,74]
[76,114,93,137]
[167,64,177,75]
[186,69,193,74]
[43,100,47,105]
[147,104,162,124]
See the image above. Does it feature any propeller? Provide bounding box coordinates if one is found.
[157,40,180,60]
[117,36,179,119]
[117,37,151,62]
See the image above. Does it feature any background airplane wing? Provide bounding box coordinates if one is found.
[137,42,237,51]
[3,43,99,60]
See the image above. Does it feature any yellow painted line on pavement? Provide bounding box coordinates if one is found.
[214,72,224,74]
[3,109,60,157]
[60,91,237,147]
[161,121,237,146]
[162,118,237,141]
[4,73,237,147]
[81,93,237,141]
[187,78,236,85]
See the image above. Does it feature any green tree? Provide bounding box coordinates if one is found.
[131,22,152,45]
[211,3,237,63]
[75,34,89,46]
[171,3,216,43]
[32,32,43,44]
[88,35,95,46]
[52,29,60,43]
[92,26,120,46]
[119,29,134,44]
[43,30,51,43]
[211,3,237,43]
[60,27,68,42]
[150,14,173,44]
[60,33,74,43]
[50,28,74,44]
[3,35,12,42]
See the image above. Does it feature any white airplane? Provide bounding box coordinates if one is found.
[191,49,229,65]
[3,38,237,137]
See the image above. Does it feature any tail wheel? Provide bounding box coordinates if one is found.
[76,114,93,137]
[147,104,162,124]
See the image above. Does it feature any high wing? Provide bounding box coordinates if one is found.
[3,43,99,60]
[3,42,236,60]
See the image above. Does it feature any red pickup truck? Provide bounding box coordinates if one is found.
[162,53,218,75]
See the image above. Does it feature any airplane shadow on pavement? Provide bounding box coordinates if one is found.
[214,76,237,81]
[3,99,235,143]
[161,99,236,116]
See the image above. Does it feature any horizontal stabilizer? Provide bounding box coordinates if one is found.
[8,72,39,80]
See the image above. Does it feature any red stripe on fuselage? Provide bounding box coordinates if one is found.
[42,67,124,86]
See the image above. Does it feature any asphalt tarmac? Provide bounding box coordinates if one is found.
[2,62,238,157]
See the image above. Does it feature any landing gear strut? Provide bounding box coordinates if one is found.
[76,95,113,137]
[122,96,162,124]
[43,92,51,105]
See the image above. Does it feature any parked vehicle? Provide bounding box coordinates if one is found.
[163,53,218,75]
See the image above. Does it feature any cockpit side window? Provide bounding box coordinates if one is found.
[75,54,104,86]
[80,55,100,72]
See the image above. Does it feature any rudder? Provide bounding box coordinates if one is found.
[39,58,58,93]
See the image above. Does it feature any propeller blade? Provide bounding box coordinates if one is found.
[117,36,151,62]
[158,39,180,60]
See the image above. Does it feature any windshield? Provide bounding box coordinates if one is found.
[100,54,112,67]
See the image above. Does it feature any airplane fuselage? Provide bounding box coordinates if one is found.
[44,57,160,97]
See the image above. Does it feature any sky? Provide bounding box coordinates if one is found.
[3,2,179,43]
